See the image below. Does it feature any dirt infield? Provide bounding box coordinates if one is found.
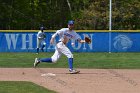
[0,68,140,93]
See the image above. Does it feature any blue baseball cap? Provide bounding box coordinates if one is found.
[40,27,45,30]
[68,20,74,25]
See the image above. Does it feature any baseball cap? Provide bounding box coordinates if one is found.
[68,20,74,25]
[40,27,45,30]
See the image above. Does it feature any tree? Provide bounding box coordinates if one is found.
[73,0,140,30]
[0,0,139,30]
[73,0,109,30]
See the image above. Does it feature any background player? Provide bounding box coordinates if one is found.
[36,27,46,54]
[34,20,86,74]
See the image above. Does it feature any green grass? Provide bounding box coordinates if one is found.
[0,52,140,93]
[0,52,140,69]
[0,81,57,93]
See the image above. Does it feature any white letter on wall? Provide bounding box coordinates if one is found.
[21,34,33,50]
[5,34,19,50]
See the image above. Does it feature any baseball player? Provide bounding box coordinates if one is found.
[36,27,46,54]
[34,20,86,74]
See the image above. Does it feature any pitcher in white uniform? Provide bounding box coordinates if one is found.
[34,20,85,74]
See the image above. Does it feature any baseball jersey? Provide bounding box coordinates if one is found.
[37,31,45,40]
[52,28,81,44]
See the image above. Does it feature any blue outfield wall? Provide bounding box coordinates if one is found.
[0,31,140,52]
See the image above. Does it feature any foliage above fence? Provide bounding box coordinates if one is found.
[0,0,139,30]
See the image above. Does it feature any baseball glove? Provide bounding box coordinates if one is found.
[85,37,91,44]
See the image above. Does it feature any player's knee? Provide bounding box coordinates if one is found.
[51,58,58,63]
[67,54,73,58]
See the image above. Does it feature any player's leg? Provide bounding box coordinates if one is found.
[36,39,40,54]
[41,45,45,52]
[57,42,73,70]
[59,43,80,73]
[41,40,46,52]
[60,45,73,69]
[40,49,62,63]
[34,48,62,67]
[36,48,39,54]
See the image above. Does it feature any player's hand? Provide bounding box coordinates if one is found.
[79,40,86,43]
[38,37,43,39]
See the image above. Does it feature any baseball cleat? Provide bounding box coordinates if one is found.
[69,69,80,74]
[34,58,40,67]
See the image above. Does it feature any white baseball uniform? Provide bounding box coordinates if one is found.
[51,28,81,62]
[37,31,46,48]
